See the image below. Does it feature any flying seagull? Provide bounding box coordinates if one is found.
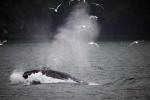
[81,25,86,28]
[0,40,7,46]
[48,3,62,13]
[90,3,104,10]
[88,42,99,47]
[89,15,98,20]
[78,25,87,29]
[128,40,144,47]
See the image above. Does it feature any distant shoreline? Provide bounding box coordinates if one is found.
[5,36,150,44]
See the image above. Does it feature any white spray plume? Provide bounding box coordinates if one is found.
[10,70,25,84]
[46,3,100,71]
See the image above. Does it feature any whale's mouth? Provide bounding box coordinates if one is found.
[10,70,79,85]
[23,72,78,85]
[10,69,99,86]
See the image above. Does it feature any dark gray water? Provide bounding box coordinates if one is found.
[0,41,150,100]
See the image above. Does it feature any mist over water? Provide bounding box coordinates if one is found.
[10,3,100,83]
[47,4,99,70]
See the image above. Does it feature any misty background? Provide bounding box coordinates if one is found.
[0,0,150,42]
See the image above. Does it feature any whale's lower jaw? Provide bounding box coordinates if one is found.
[24,78,79,85]
[25,79,89,85]
[27,79,78,85]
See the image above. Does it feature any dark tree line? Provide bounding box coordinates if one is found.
[0,0,150,41]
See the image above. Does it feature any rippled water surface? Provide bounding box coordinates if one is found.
[0,41,150,100]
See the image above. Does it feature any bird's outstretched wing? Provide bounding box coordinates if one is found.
[56,3,62,10]
[48,7,55,10]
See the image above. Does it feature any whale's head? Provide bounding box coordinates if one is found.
[22,70,40,79]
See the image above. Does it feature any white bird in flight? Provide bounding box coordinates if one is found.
[89,15,98,20]
[128,40,144,47]
[79,25,87,29]
[88,42,99,47]
[90,3,104,10]
[81,25,86,28]
[0,40,7,46]
[48,3,62,13]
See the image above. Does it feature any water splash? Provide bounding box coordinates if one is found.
[10,70,25,84]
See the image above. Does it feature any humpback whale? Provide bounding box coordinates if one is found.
[22,68,83,85]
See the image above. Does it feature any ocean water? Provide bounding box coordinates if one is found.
[0,41,150,100]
